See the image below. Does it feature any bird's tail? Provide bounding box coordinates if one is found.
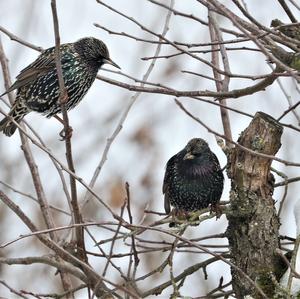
[0,102,29,137]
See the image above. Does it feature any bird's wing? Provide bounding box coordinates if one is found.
[211,152,222,171]
[163,155,176,214]
[163,190,171,214]
[0,48,56,97]
[209,152,224,202]
[1,45,73,97]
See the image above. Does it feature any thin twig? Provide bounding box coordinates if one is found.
[175,99,300,167]
[50,0,86,267]
[0,25,43,52]
[0,280,29,299]
[0,34,74,294]
[287,234,300,291]
[82,0,175,208]
[278,0,297,23]
[208,10,233,147]
[0,190,127,298]
[125,182,139,287]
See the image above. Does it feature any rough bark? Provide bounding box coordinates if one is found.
[226,112,283,298]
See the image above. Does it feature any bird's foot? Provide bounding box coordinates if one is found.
[169,223,186,232]
[59,126,73,140]
[187,211,200,226]
[169,209,200,227]
[169,208,184,227]
[210,203,222,219]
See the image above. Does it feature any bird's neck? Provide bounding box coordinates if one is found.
[181,161,214,178]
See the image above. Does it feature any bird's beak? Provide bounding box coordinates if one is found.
[183,152,195,160]
[104,58,121,69]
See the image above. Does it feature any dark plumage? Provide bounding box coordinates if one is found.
[0,37,120,136]
[271,19,300,41]
[267,44,300,71]
[163,138,224,215]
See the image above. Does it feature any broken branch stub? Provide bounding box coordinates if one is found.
[226,111,283,298]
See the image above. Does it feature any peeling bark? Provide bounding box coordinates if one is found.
[226,112,283,298]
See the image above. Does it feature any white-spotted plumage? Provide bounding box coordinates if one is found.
[163,138,224,214]
[0,37,120,136]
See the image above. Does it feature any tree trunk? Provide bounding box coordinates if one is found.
[226,112,283,298]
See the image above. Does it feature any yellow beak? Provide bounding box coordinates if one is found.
[183,152,195,160]
[103,58,121,69]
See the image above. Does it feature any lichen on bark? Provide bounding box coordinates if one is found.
[226,112,283,298]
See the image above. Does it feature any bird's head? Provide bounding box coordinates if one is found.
[74,37,120,69]
[183,138,210,162]
[180,138,217,177]
[271,19,283,28]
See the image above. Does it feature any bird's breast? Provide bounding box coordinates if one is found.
[180,162,214,179]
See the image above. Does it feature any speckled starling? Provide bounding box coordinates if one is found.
[0,37,120,136]
[267,44,300,71]
[271,19,300,41]
[163,138,224,215]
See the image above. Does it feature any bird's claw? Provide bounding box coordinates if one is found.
[210,204,222,219]
[59,126,73,140]
[169,209,200,227]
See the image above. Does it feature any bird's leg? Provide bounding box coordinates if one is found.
[169,209,191,226]
[169,208,177,227]
[176,209,190,220]
[169,209,200,227]
[53,115,73,140]
[169,208,185,227]
[187,210,200,225]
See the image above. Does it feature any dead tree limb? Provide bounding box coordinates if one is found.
[226,111,283,298]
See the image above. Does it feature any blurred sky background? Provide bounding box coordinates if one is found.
[1,0,300,298]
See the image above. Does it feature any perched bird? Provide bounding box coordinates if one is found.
[0,37,120,136]
[271,19,300,41]
[163,138,224,218]
[267,44,300,71]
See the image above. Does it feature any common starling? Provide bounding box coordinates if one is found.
[0,37,120,136]
[271,19,300,41]
[163,138,224,216]
[267,44,300,71]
